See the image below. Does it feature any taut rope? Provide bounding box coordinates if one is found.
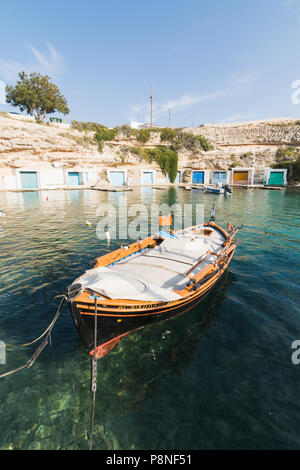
[0,296,65,379]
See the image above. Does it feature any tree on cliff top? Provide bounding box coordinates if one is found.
[5,71,70,122]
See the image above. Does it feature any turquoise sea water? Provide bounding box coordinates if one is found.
[0,187,299,450]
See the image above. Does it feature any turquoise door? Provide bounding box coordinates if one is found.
[109,171,125,185]
[269,172,284,185]
[20,172,38,189]
[143,172,153,184]
[212,171,227,184]
[192,171,204,184]
[68,172,80,186]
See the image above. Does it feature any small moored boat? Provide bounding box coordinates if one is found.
[204,184,225,194]
[205,184,233,196]
[66,213,241,358]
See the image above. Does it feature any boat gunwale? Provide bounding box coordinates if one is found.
[72,245,236,316]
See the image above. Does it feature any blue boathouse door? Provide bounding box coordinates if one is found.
[20,171,38,189]
[68,172,80,186]
[212,171,227,184]
[109,171,125,186]
[192,171,204,184]
[142,171,154,184]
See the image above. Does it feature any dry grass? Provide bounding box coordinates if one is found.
[58,132,96,148]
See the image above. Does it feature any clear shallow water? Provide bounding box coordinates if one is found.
[0,187,299,450]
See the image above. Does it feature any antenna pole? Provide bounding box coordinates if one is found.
[150,84,153,127]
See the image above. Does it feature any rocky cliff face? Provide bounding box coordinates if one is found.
[182,118,300,172]
[0,113,299,178]
[187,119,300,146]
[0,112,99,169]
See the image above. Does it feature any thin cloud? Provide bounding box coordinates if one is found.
[130,69,259,124]
[155,90,224,117]
[229,69,259,87]
[282,0,297,6]
[0,42,65,82]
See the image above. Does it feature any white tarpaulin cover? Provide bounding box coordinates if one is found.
[73,266,182,302]
[73,226,225,301]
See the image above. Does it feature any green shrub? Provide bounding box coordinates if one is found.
[136,128,151,143]
[145,147,178,182]
[240,152,253,159]
[134,146,178,183]
[94,127,118,152]
[276,146,300,162]
[130,146,141,156]
[116,124,138,138]
[174,131,213,152]
[272,160,300,181]
[194,134,213,151]
[71,120,109,133]
[160,127,177,142]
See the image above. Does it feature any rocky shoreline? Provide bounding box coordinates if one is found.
[0,112,299,190]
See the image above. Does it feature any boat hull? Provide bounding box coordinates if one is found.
[68,256,234,357]
[68,280,212,357]
[205,188,224,194]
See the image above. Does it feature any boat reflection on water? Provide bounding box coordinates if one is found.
[96,269,235,418]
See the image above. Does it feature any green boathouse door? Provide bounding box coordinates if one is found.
[268,171,284,186]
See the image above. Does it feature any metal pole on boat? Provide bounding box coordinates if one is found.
[105,230,111,243]
[89,296,98,450]
[210,204,216,222]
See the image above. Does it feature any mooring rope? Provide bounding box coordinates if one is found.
[0,296,66,379]
[89,295,98,450]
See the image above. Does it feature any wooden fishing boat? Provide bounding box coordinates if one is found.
[66,214,241,358]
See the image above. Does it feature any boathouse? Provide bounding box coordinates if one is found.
[0,167,96,191]
[209,170,231,185]
[104,167,182,187]
[107,169,127,186]
[141,169,155,185]
[191,170,210,185]
[264,168,287,186]
[231,167,254,186]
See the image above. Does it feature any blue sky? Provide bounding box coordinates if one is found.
[1,0,300,127]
